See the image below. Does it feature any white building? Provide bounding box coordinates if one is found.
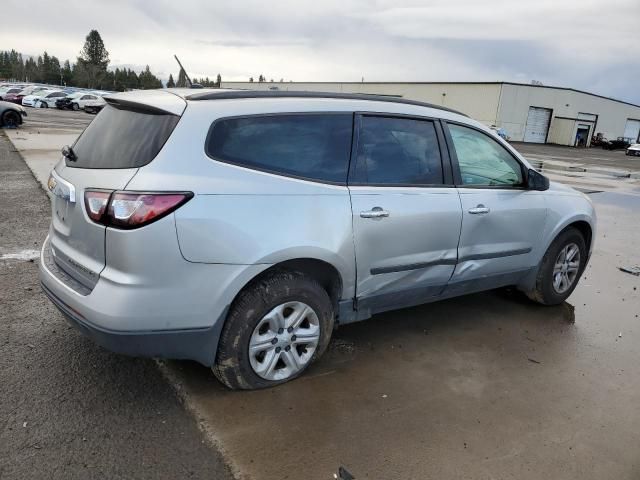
[220,81,640,147]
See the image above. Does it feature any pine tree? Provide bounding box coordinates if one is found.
[249,77,254,82]
[176,68,188,87]
[216,73,221,87]
[76,30,109,88]
[167,74,175,88]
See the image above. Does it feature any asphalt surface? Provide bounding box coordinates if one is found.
[0,132,233,480]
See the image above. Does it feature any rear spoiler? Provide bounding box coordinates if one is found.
[105,97,180,116]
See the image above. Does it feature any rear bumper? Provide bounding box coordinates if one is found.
[39,228,268,366]
[41,281,222,366]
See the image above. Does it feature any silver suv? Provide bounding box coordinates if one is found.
[40,89,596,389]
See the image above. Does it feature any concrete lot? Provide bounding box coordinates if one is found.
[0,132,232,479]
[2,108,640,479]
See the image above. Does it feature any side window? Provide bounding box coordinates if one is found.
[354,116,443,185]
[81,95,91,100]
[207,114,353,183]
[448,124,524,187]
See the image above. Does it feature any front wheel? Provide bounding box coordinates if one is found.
[71,102,79,111]
[38,101,48,108]
[213,271,334,389]
[2,111,21,128]
[528,227,586,305]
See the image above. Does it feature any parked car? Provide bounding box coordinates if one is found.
[0,87,23,100]
[83,97,106,114]
[22,89,57,107]
[55,92,83,110]
[63,93,104,111]
[0,100,27,127]
[34,90,68,108]
[603,137,631,150]
[7,86,48,104]
[40,89,596,390]
[626,143,640,156]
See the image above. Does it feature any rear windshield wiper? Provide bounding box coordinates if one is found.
[62,145,77,162]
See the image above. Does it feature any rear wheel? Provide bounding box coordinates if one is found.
[213,271,334,390]
[2,111,20,128]
[528,227,586,305]
[71,102,79,111]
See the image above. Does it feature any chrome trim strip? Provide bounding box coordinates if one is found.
[48,169,76,203]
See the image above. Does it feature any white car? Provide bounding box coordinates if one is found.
[626,143,640,157]
[69,93,106,111]
[83,97,107,114]
[17,85,48,97]
[22,89,56,107]
[34,90,68,108]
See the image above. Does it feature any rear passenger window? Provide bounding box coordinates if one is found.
[207,114,353,184]
[353,116,443,185]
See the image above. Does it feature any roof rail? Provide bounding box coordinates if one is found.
[185,90,468,117]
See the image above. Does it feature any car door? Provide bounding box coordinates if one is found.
[79,95,92,108]
[349,114,462,317]
[442,121,547,296]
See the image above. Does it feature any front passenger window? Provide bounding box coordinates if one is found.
[449,124,523,187]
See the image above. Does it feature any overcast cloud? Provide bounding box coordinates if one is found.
[2,0,639,103]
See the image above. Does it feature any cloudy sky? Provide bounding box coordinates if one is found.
[2,0,639,103]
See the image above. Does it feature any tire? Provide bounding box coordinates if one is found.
[528,227,586,305]
[213,271,334,390]
[71,102,79,111]
[2,111,21,128]
[39,101,48,108]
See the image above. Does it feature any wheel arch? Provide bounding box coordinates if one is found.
[233,257,344,311]
[519,214,594,292]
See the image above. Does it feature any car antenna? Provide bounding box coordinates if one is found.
[173,55,203,89]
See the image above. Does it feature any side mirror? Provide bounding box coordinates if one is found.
[527,168,549,191]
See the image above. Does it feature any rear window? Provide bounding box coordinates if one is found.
[69,104,179,169]
[206,113,353,184]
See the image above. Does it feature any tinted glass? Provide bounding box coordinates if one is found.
[69,104,180,169]
[207,114,352,183]
[354,116,443,185]
[449,124,523,186]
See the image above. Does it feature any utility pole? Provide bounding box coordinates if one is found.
[173,55,193,87]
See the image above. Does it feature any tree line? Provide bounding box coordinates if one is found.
[0,30,163,91]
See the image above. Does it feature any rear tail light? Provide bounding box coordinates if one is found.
[84,190,111,222]
[84,190,193,229]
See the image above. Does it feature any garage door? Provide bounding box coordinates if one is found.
[523,107,552,143]
[623,119,640,143]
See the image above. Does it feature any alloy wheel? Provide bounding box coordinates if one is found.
[249,301,320,381]
[552,242,581,294]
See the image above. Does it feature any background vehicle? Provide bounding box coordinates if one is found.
[70,93,104,111]
[603,137,631,150]
[0,87,23,100]
[83,97,106,114]
[0,100,27,127]
[56,92,83,109]
[40,89,596,390]
[626,143,640,156]
[8,85,49,104]
[22,89,56,107]
[34,90,68,108]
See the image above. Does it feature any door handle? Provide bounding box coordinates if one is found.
[468,205,490,215]
[360,207,390,219]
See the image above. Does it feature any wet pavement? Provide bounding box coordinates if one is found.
[167,191,640,479]
[3,109,640,479]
